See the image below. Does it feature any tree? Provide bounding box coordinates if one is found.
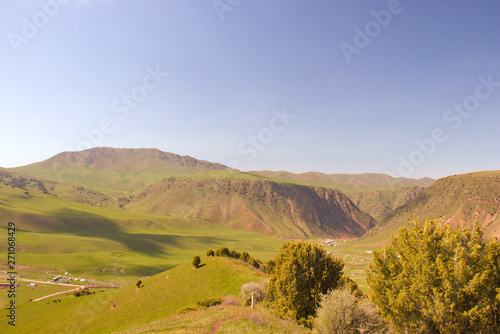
[229,250,241,259]
[249,257,260,270]
[264,259,276,275]
[314,287,390,334]
[267,240,344,324]
[338,276,364,298]
[206,249,215,257]
[215,247,230,257]
[366,218,500,333]
[240,251,250,262]
[192,255,201,268]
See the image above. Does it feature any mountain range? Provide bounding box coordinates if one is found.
[3,147,499,242]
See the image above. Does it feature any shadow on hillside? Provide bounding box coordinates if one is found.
[51,208,167,255]
[49,208,238,256]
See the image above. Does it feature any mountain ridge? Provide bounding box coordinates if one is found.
[126,174,377,238]
[363,170,500,245]
[250,170,435,192]
[12,147,231,195]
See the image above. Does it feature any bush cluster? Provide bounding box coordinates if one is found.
[178,297,222,314]
[314,287,390,334]
[196,297,222,307]
[241,280,269,306]
[206,247,267,271]
[74,290,94,297]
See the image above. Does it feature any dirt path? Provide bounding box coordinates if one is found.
[0,275,82,288]
[209,308,242,334]
[0,275,120,302]
[30,288,82,302]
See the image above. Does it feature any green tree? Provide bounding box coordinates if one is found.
[240,251,250,262]
[248,257,260,270]
[267,240,344,324]
[338,276,364,298]
[366,218,500,333]
[215,247,230,257]
[264,259,276,275]
[206,249,215,257]
[229,250,241,259]
[192,255,201,268]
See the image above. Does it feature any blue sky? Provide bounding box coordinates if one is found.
[1,0,499,179]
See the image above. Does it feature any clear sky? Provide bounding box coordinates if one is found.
[1,0,499,179]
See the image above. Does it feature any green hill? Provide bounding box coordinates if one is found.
[0,168,116,207]
[8,148,434,222]
[12,257,270,334]
[125,173,377,238]
[12,147,231,196]
[0,185,282,285]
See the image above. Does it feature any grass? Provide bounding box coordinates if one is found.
[6,153,497,332]
[0,186,283,284]
[115,305,311,334]
[10,257,269,334]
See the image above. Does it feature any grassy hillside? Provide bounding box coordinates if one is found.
[126,174,376,238]
[362,170,500,247]
[8,148,434,224]
[12,147,230,195]
[116,304,310,333]
[251,170,435,192]
[0,185,283,285]
[10,257,269,334]
[0,168,118,207]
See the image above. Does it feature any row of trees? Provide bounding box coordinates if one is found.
[206,247,264,270]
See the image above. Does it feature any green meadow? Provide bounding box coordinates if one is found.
[0,185,283,285]
[7,257,271,333]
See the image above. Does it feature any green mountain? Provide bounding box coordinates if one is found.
[12,147,231,195]
[363,170,500,246]
[5,148,442,240]
[125,172,377,238]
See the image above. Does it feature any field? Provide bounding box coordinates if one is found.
[4,256,276,333]
[0,183,382,333]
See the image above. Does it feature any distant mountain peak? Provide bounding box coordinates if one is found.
[11,147,231,193]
